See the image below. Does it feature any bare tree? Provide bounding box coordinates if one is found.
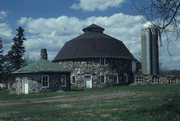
[131,0,180,59]
[23,52,37,66]
[132,0,180,37]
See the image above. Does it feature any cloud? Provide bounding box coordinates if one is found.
[0,23,13,54]
[71,0,125,11]
[18,13,143,59]
[0,10,13,54]
[0,23,13,40]
[17,17,32,25]
[0,11,7,19]
[18,16,85,59]
[158,35,180,70]
[18,13,180,69]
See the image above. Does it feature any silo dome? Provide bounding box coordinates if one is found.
[53,24,135,61]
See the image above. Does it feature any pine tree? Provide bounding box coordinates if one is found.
[6,27,26,72]
[0,38,4,73]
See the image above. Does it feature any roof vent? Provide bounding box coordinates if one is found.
[82,24,105,33]
[41,49,48,60]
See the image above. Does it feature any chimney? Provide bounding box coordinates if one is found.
[41,49,48,60]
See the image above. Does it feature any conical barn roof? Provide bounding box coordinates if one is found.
[53,24,135,61]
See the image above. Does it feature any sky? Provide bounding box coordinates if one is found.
[0,0,180,70]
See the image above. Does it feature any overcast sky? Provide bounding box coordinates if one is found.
[0,0,180,70]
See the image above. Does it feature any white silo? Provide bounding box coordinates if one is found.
[141,26,159,75]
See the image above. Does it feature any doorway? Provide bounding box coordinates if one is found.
[22,77,29,94]
[84,75,92,88]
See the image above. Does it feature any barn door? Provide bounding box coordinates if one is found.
[84,75,92,88]
[22,77,29,94]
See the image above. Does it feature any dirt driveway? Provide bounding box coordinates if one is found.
[0,91,139,107]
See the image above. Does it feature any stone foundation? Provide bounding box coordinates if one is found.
[134,74,178,85]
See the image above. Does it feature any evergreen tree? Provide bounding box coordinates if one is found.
[0,38,4,73]
[6,27,26,72]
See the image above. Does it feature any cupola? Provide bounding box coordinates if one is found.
[82,24,105,33]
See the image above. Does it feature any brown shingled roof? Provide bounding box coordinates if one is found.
[53,24,135,61]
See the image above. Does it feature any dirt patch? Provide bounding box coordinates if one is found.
[0,91,141,107]
[100,114,111,118]
[57,104,72,108]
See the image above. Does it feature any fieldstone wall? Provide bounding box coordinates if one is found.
[10,77,41,94]
[10,73,70,94]
[58,58,133,89]
[134,74,178,85]
[0,83,6,90]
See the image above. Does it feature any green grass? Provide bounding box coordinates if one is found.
[0,84,178,102]
[0,84,180,121]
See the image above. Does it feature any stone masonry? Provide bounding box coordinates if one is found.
[58,58,134,89]
[134,74,178,85]
[10,73,70,94]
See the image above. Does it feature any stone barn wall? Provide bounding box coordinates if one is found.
[58,58,134,89]
[0,83,6,90]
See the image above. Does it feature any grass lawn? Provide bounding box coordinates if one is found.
[0,84,180,121]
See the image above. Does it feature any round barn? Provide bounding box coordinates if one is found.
[53,24,137,89]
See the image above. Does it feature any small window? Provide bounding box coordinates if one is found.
[153,77,159,83]
[136,77,143,82]
[41,75,49,88]
[119,76,122,84]
[167,78,171,84]
[124,73,128,83]
[71,76,76,84]
[113,75,118,84]
[100,58,107,66]
[60,75,66,87]
[100,75,106,83]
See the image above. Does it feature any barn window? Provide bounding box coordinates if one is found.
[71,76,76,84]
[119,75,122,84]
[100,58,108,66]
[152,76,159,83]
[171,77,176,83]
[100,75,106,83]
[113,75,119,84]
[60,75,66,87]
[124,73,128,83]
[136,76,143,82]
[41,75,49,88]
[167,77,176,84]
